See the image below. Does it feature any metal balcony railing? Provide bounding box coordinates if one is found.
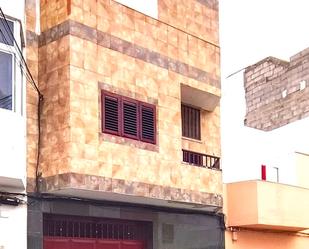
[182,149,220,170]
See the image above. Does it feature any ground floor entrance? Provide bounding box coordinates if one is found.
[28,197,224,249]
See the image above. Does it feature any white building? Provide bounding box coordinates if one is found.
[0,1,27,249]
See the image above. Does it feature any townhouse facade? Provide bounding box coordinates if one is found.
[22,0,223,248]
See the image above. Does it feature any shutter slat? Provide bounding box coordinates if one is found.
[141,105,155,143]
[123,101,138,138]
[103,94,120,134]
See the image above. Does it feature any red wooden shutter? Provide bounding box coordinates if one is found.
[140,104,156,144]
[102,92,120,135]
[122,99,139,139]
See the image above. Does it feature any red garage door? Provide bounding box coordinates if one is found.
[43,214,151,249]
[44,238,144,249]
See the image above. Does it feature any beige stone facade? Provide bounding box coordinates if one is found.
[26,0,222,207]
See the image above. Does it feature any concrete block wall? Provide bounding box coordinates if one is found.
[244,48,309,131]
[26,0,222,206]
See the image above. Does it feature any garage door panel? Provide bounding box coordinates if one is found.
[71,239,96,249]
[121,241,144,249]
[43,215,149,249]
[44,238,70,249]
[97,240,121,249]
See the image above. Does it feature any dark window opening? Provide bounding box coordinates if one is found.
[0,51,13,110]
[102,91,156,144]
[181,104,201,140]
[0,18,14,46]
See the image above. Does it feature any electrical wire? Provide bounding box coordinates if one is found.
[226,66,247,79]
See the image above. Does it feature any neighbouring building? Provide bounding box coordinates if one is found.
[24,0,223,249]
[224,47,309,249]
[0,1,27,249]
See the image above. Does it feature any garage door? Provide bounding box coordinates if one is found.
[43,214,151,249]
[44,238,144,249]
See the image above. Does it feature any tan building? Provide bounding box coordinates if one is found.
[24,0,223,248]
[225,180,309,249]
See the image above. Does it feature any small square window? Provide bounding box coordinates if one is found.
[181,104,201,140]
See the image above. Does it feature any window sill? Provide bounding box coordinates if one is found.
[99,133,159,152]
[181,136,203,144]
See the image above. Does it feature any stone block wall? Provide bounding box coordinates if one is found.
[158,0,219,46]
[244,47,309,131]
[26,0,40,179]
[27,0,222,206]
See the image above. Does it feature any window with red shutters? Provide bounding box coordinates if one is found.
[181,104,201,140]
[101,91,156,144]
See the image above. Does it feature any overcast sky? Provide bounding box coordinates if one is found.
[220,0,309,183]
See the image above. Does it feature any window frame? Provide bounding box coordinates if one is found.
[101,90,156,144]
[0,17,23,114]
[181,103,201,140]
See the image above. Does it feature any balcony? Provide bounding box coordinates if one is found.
[182,150,220,170]
[226,180,309,231]
[0,109,26,190]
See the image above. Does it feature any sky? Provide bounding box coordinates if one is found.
[219,0,309,183]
